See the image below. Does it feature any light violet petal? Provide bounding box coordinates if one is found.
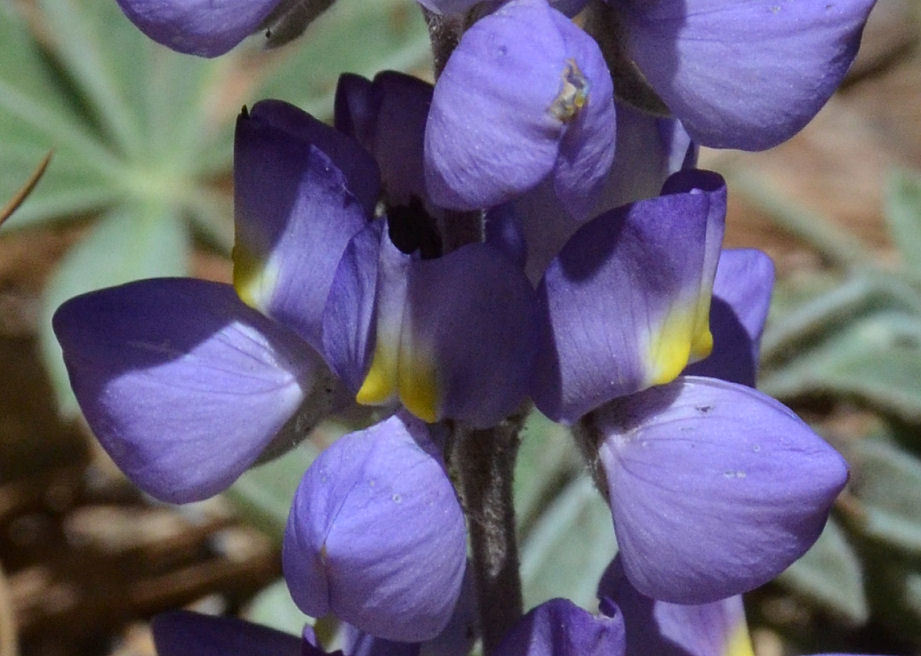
[114,0,280,56]
[283,413,466,642]
[596,376,849,603]
[623,0,876,149]
[424,0,569,210]
[53,279,317,503]
[550,10,617,221]
[532,188,713,423]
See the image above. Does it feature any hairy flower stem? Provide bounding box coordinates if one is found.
[421,8,464,77]
[453,415,526,655]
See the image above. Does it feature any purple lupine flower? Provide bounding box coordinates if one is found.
[531,169,726,423]
[323,217,537,428]
[283,412,467,642]
[51,100,376,503]
[602,0,876,150]
[53,87,537,500]
[528,169,847,604]
[424,0,616,220]
[598,557,885,656]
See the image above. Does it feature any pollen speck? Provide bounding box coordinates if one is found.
[549,59,589,123]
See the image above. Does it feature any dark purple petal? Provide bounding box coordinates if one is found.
[494,598,626,656]
[328,222,537,427]
[685,249,775,386]
[398,242,538,427]
[323,220,390,392]
[53,278,319,503]
[283,413,466,642]
[336,72,434,210]
[485,202,528,270]
[234,101,375,352]
[598,557,752,656]
[152,611,310,656]
[594,376,849,603]
[114,0,280,56]
[531,182,720,423]
[425,0,614,215]
[621,0,875,149]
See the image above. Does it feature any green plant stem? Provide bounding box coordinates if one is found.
[453,416,526,655]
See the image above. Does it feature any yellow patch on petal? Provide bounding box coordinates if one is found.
[356,344,399,406]
[723,621,755,656]
[689,288,715,362]
[232,243,275,310]
[647,305,696,386]
[397,350,440,424]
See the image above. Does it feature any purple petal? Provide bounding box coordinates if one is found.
[494,598,626,656]
[593,100,696,215]
[531,178,723,423]
[425,0,614,214]
[323,220,390,393]
[283,413,467,642]
[336,72,434,211]
[152,611,310,656]
[549,11,617,221]
[343,567,477,656]
[485,202,528,270]
[53,278,319,503]
[398,242,538,427]
[327,222,537,427]
[114,0,280,56]
[234,100,375,352]
[594,376,848,603]
[685,249,775,386]
[621,0,875,149]
[598,557,752,656]
[661,170,727,362]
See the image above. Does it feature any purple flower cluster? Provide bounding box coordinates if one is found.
[52,0,881,653]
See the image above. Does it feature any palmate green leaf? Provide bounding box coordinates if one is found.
[760,310,921,422]
[519,475,616,610]
[778,517,868,624]
[885,169,921,274]
[40,203,189,414]
[852,437,921,554]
